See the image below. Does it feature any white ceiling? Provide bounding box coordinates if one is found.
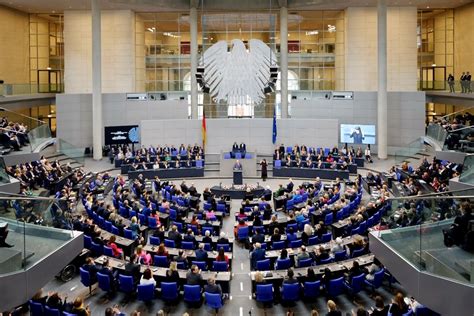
[0,0,471,13]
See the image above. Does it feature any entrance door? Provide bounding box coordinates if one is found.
[37,69,62,93]
[420,66,446,90]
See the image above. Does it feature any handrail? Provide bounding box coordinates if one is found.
[0,106,46,124]
[448,125,474,133]
[387,195,474,201]
[440,105,474,119]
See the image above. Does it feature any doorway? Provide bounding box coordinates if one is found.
[37,69,62,93]
[420,66,446,90]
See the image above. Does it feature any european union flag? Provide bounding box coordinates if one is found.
[272,107,277,144]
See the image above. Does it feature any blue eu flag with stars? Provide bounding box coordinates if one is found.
[272,107,277,144]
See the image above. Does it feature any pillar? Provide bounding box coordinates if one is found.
[190,7,198,119]
[91,0,102,160]
[377,0,388,159]
[280,6,289,118]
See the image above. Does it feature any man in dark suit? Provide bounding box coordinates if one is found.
[123,254,141,284]
[287,178,294,192]
[250,242,266,270]
[194,243,208,262]
[252,230,265,245]
[460,72,466,93]
[466,71,472,93]
[233,160,242,170]
[168,225,183,247]
[217,232,230,245]
[98,258,117,291]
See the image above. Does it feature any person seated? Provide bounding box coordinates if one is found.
[140,268,157,287]
[252,271,267,295]
[271,228,281,242]
[45,292,68,312]
[71,297,91,316]
[301,224,314,245]
[123,254,141,285]
[388,292,409,316]
[31,289,48,305]
[252,229,265,245]
[168,225,183,247]
[250,242,266,270]
[283,268,299,284]
[371,296,390,316]
[253,214,263,227]
[217,232,230,245]
[234,219,248,237]
[204,276,223,297]
[195,243,208,262]
[99,258,117,291]
[215,247,230,267]
[286,227,297,243]
[82,257,99,283]
[345,261,365,283]
[165,261,181,284]
[107,235,124,259]
[186,264,203,286]
[183,228,197,246]
[296,246,310,267]
[313,246,330,264]
[302,267,319,283]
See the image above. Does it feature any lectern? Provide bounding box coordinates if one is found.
[233,170,243,185]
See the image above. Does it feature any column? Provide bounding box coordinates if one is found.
[280,6,289,118]
[91,0,102,160]
[190,7,198,119]
[377,0,388,159]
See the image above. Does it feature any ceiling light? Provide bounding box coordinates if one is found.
[327,24,336,32]
[305,30,319,35]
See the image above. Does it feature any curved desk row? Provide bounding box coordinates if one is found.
[272,167,350,180]
[210,185,266,200]
[127,168,204,180]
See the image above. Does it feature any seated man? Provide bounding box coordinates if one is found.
[186,264,203,286]
[204,276,222,297]
[250,242,266,270]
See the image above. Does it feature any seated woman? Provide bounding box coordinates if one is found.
[215,247,230,268]
[135,245,153,265]
[107,235,124,259]
[165,261,181,284]
[301,224,314,245]
[252,271,267,296]
[271,228,281,242]
[388,292,409,316]
[156,243,169,257]
[140,268,157,287]
[234,219,248,237]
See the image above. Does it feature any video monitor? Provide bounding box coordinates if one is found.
[340,124,376,145]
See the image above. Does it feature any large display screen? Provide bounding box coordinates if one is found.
[104,125,140,145]
[340,124,376,145]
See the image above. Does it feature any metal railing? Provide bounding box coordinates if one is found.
[419,80,473,93]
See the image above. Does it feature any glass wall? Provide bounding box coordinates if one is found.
[29,14,64,93]
[136,10,345,118]
[417,9,454,90]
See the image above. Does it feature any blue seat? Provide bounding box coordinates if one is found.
[334,250,347,262]
[97,272,113,294]
[177,261,187,269]
[365,268,385,291]
[79,267,95,294]
[164,239,176,248]
[286,223,298,232]
[351,227,360,236]
[149,236,160,246]
[137,283,155,302]
[272,240,286,250]
[290,239,303,248]
[319,257,333,265]
[45,306,61,316]
[203,243,212,251]
[182,241,195,250]
[118,274,135,296]
[252,226,265,234]
[324,213,334,225]
[344,273,365,297]
[103,246,114,257]
[303,280,320,301]
[154,255,169,268]
[124,229,134,240]
[352,248,365,258]
[281,283,300,302]
[336,209,344,221]
[111,226,119,235]
[192,261,207,271]
[91,242,103,256]
[138,213,146,225]
[298,258,313,268]
[83,235,92,249]
[237,226,249,242]
[321,232,332,243]
[184,284,202,305]
[256,284,273,304]
[104,220,113,232]
[224,153,231,159]
[148,217,158,229]
[217,203,227,213]
[196,160,203,168]
[307,236,319,246]
[235,152,242,159]
[29,300,44,316]
[327,277,344,298]
[62,313,78,316]
[256,259,271,271]
[212,261,228,271]
[274,160,282,169]
[216,244,231,252]
[205,292,223,311]
[275,258,291,270]
[203,202,212,211]
[161,282,179,301]
[202,227,214,236]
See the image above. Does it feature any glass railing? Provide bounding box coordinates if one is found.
[57,138,85,165]
[426,123,448,147]
[0,195,74,273]
[374,194,473,285]
[0,83,64,96]
[459,155,474,185]
[418,80,472,93]
[393,138,424,163]
[28,124,53,152]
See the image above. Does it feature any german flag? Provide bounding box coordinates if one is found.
[202,110,207,148]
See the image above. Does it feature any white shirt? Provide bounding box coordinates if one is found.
[140,276,156,287]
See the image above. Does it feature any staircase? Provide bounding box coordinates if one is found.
[44,151,83,169]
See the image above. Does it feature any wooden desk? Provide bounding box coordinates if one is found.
[100,230,135,256]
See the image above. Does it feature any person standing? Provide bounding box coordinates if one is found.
[260,159,268,181]
[467,71,472,93]
[447,73,455,93]
[460,72,466,93]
